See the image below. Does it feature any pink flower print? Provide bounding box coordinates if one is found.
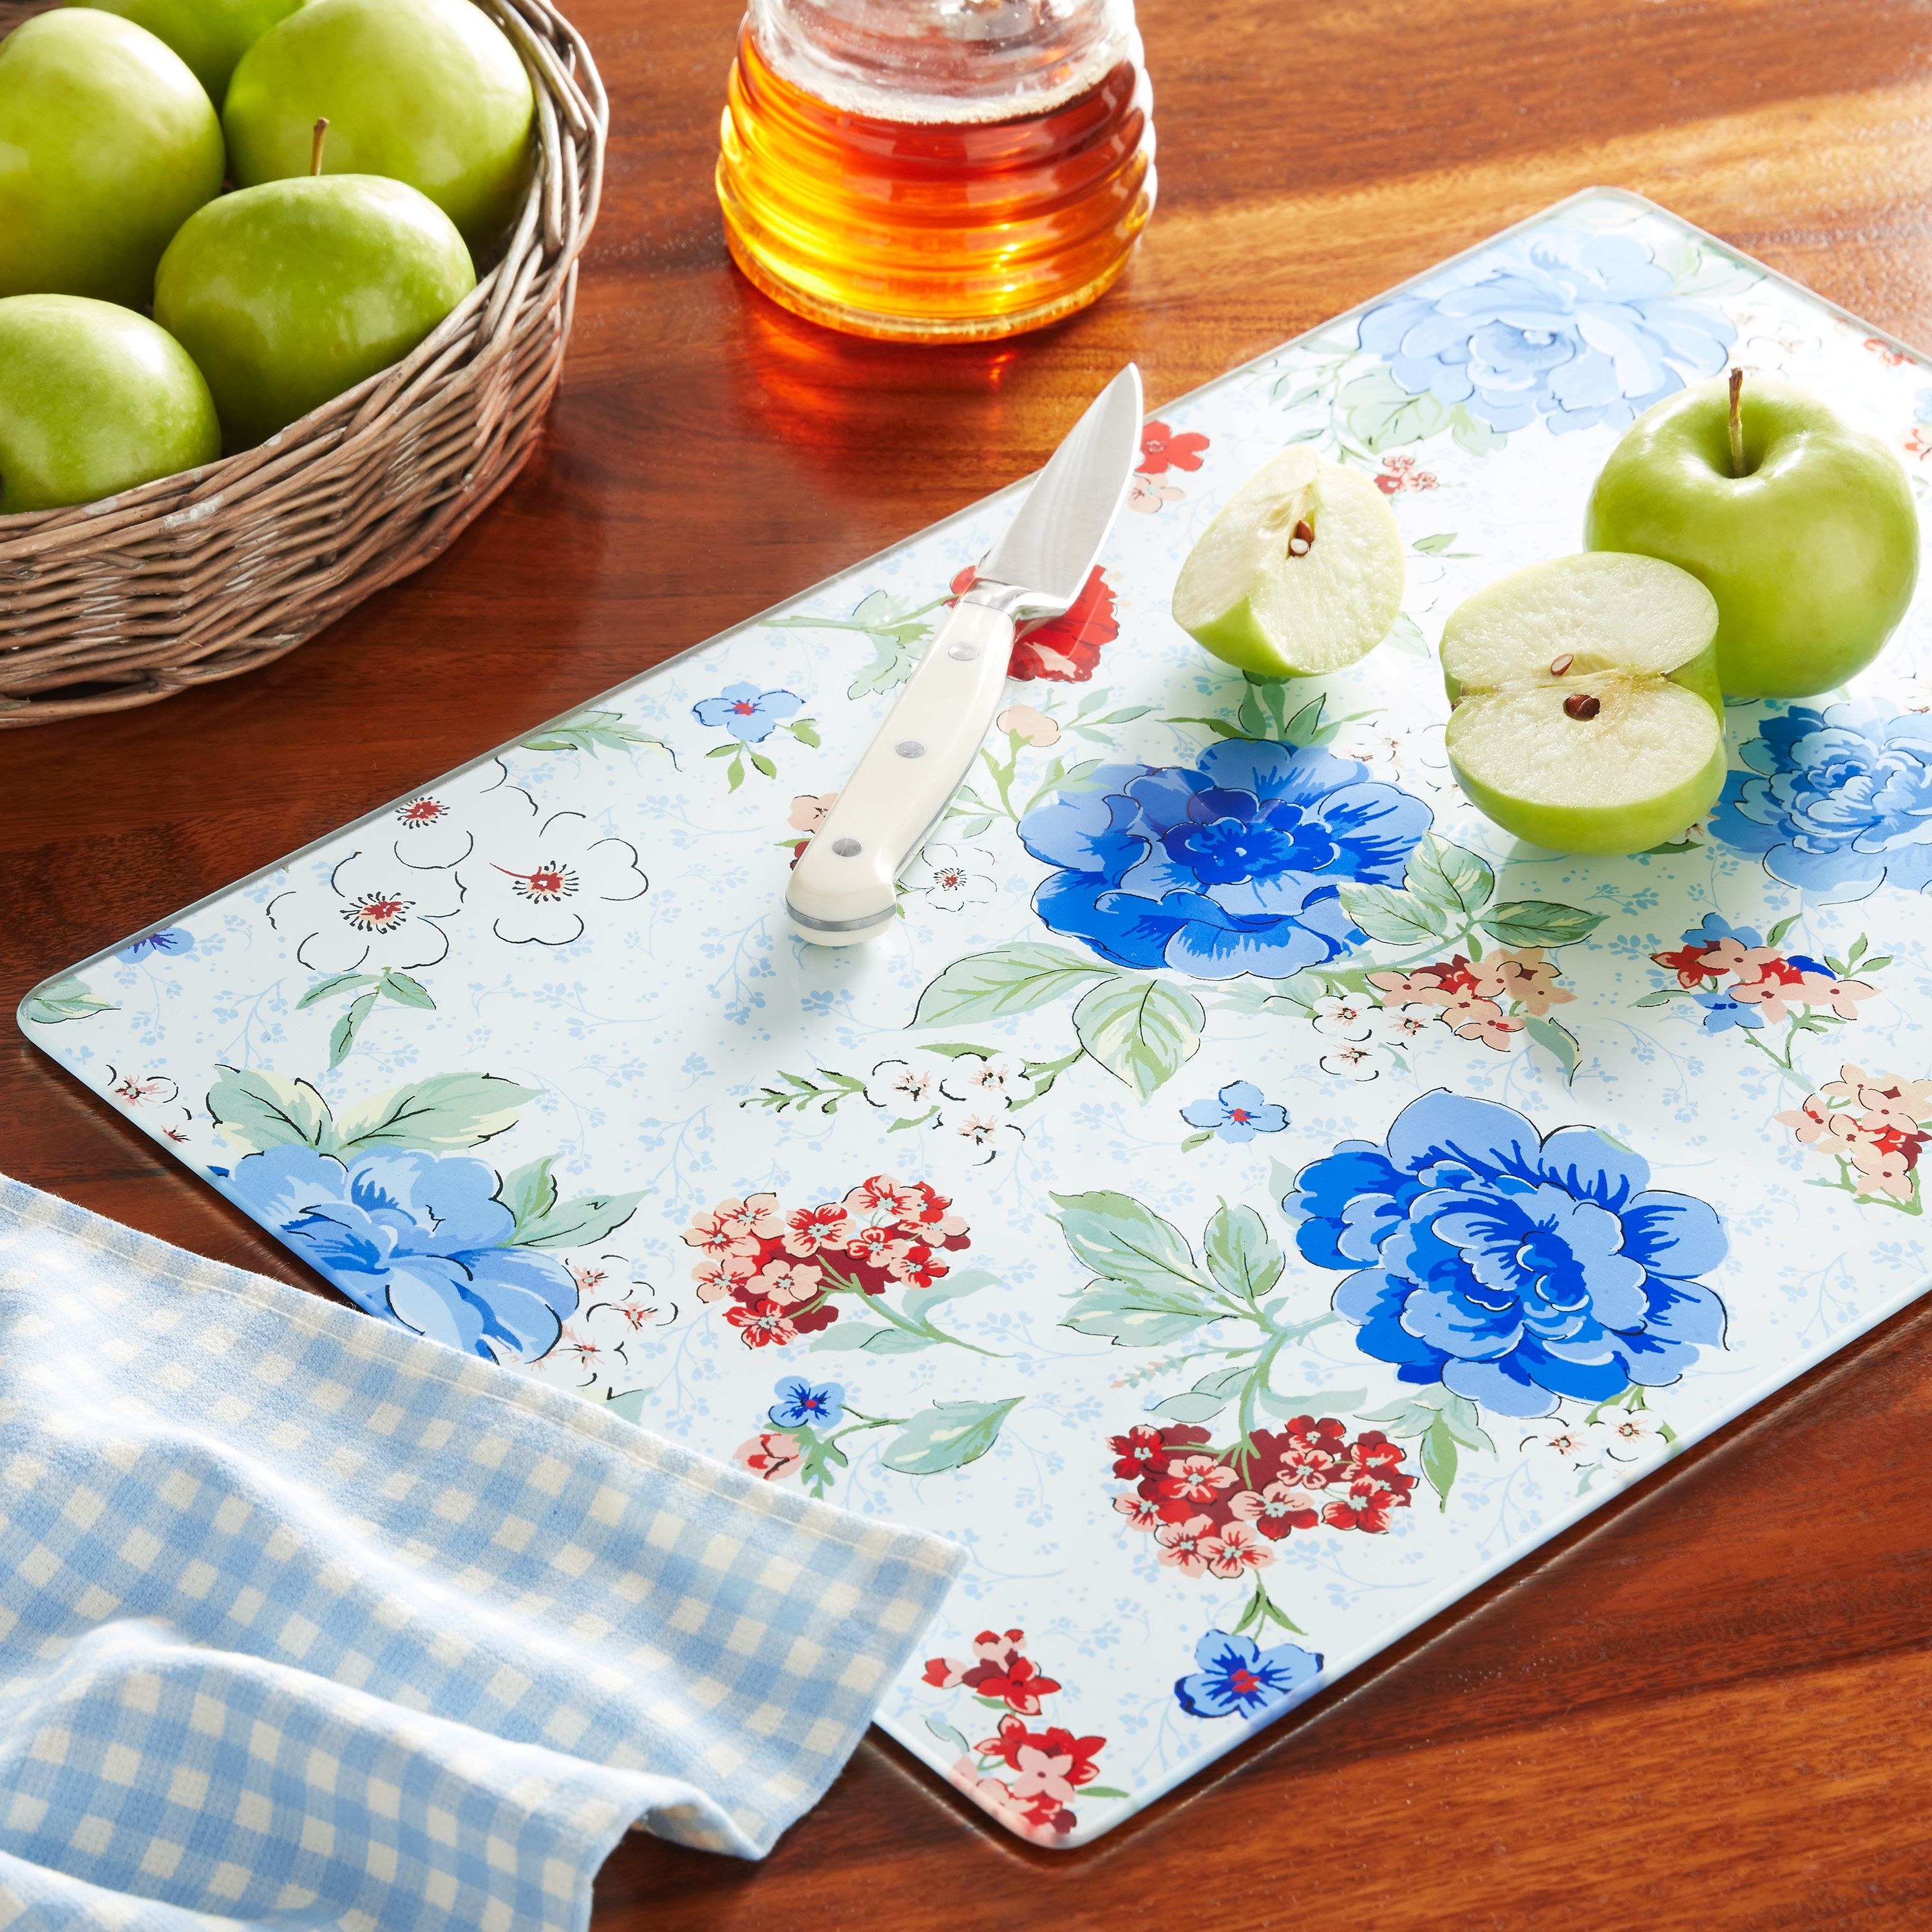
[782,1203,851,1258]
[1804,974,1877,1020]
[1200,1522,1276,1578]
[1452,1000,1524,1050]
[788,791,838,833]
[996,704,1061,749]
[716,1193,784,1242]
[1376,452,1438,494]
[1155,1514,1218,1575]
[1159,1455,1240,1506]
[1228,1481,1321,1539]
[1127,473,1184,514]
[1113,1493,1162,1532]
[1864,337,1910,366]
[753,1258,823,1306]
[735,1432,802,1479]
[843,1225,906,1271]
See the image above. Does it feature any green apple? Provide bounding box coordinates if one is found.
[1441,553,1725,856]
[1171,449,1406,677]
[224,0,536,253]
[0,295,220,514]
[63,0,306,106]
[1585,372,1919,699]
[0,10,223,308]
[155,175,477,449]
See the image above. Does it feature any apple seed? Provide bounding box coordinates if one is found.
[1549,652,1574,676]
[1287,518,1314,556]
[1562,692,1602,721]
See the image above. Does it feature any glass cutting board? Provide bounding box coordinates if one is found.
[27,189,1932,1847]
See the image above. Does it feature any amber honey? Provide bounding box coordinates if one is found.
[716,20,1155,343]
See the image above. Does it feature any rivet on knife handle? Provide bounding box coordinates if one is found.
[783,363,1144,948]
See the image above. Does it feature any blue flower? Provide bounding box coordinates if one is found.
[1016,740,1431,981]
[693,683,803,744]
[1181,1081,1289,1143]
[1357,229,1734,436]
[1282,1090,1727,1419]
[118,927,194,962]
[225,1144,576,1363]
[1692,989,1764,1033]
[1711,702,1932,902]
[1680,911,1762,951]
[1174,1629,1323,1720]
[770,1378,845,1430]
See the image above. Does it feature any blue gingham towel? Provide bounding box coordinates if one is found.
[0,1174,964,1928]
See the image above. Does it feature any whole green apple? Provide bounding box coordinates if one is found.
[155,175,477,449]
[224,0,535,254]
[63,0,307,106]
[0,295,220,515]
[1585,372,1920,700]
[0,10,224,308]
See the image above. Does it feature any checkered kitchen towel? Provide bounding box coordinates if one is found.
[0,1174,964,1929]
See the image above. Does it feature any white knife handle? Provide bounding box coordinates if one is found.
[786,593,1016,944]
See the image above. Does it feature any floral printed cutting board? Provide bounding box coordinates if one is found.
[28,189,1932,1848]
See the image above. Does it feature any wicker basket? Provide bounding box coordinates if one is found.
[0,0,605,727]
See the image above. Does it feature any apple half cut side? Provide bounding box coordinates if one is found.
[1171,448,1406,678]
[1441,553,1727,856]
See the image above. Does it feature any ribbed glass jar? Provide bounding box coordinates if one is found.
[716,0,1155,343]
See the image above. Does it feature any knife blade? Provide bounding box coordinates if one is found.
[785,363,1143,946]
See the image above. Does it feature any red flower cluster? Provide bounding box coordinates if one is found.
[922,1628,1062,1716]
[1109,1417,1416,1575]
[924,1627,1107,1840]
[1651,931,1872,1024]
[681,1175,969,1349]
[949,564,1119,683]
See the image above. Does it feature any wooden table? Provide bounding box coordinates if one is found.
[8,0,1932,1922]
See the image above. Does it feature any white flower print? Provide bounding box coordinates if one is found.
[904,842,996,913]
[1374,1003,1448,1045]
[1587,1405,1669,1466]
[941,1054,1036,1107]
[939,1099,1024,1164]
[524,1270,667,1394]
[1312,993,1378,1039]
[461,808,648,946]
[865,1058,939,1121]
[388,791,475,868]
[1520,1413,1600,1472]
[267,847,465,974]
[1319,1039,1394,1081]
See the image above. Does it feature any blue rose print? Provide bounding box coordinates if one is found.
[770,1378,845,1429]
[1174,1629,1323,1720]
[1181,1081,1289,1144]
[1710,702,1932,902]
[1017,741,1432,980]
[118,927,194,962]
[1358,228,1734,435]
[225,1144,576,1363]
[1283,1090,1728,1418]
[693,683,804,744]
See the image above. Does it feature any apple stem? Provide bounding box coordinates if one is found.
[1728,366,1745,478]
[310,118,330,177]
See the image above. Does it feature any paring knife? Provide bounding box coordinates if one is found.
[786,363,1144,946]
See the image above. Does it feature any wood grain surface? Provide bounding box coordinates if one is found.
[6,0,1932,1923]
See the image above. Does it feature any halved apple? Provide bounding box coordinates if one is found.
[1171,449,1406,677]
[1440,552,1725,855]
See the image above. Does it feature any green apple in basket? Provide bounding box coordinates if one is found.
[156,142,477,450]
[1441,552,1725,856]
[1171,448,1406,677]
[225,0,536,255]
[0,10,223,308]
[61,0,305,104]
[1586,370,1919,699]
[0,296,220,514]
